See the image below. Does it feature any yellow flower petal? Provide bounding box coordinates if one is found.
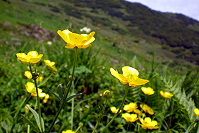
[194,108,199,116]
[57,29,95,49]
[141,87,155,95]
[110,66,149,87]
[24,71,32,79]
[160,91,173,98]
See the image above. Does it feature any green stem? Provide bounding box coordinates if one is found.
[46,47,78,133]
[100,85,130,133]
[71,82,75,130]
[29,65,43,133]
[92,99,108,133]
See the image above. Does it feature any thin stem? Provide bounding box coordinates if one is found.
[92,99,108,133]
[46,47,78,133]
[100,85,130,133]
[29,65,43,133]
[71,81,75,130]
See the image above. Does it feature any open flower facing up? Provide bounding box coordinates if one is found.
[124,103,138,112]
[139,117,159,130]
[110,107,121,114]
[141,87,154,95]
[25,82,46,97]
[62,130,76,133]
[44,60,55,68]
[160,91,173,98]
[110,66,149,87]
[16,51,43,64]
[140,104,154,115]
[194,108,199,116]
[122,113,138,122]
[57,29,95,49]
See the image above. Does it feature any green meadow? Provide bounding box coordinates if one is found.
[0,0,199,133]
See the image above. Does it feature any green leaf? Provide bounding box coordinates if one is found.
[21,115,40,133]
[65,93,83,102]
[26,106,45,132]
[48,87,61,101]
[58,84,64,100]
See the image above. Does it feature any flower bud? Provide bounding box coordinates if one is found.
[103,90,112,99]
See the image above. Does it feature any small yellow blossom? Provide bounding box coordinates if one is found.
[36,76,44,82]
[141,87,154,95]
[122,113,138,122]
[57,29,95,49]
[44,60,55,68]
[24,71,32,79]
[16,51,43,64]
[139,117,159,130]
[43,94,50,103]
[124,103,138,112]
[140,104,154,115]
[62,130,76,133]
[25,82,46,97]
[110,66,149,87]
[110,107,121,114]
[133,109,142,115]
[160,91,173,98]
[194,108,199,116]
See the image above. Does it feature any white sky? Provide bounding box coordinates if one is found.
[125,0,199,21]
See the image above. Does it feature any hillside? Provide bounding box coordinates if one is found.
[1,0,199,66]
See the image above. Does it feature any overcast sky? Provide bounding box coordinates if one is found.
[125,0,199,21]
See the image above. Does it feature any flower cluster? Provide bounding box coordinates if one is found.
[111,102,158,130]
[25,82,49,103]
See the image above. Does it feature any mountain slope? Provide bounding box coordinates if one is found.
[2,0,199,65]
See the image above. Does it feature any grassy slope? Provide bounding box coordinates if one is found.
[0,0,197,76]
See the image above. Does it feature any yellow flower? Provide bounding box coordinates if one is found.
[141,87,154,95]
[133,109,142,115]
[139,117,159,130]
[124,103,138,112]
[194,108,199,116]
[122,113,138,122]
[36,76,44,82]
[110,107,121,114]
[24,71,32,79]
[16,51,43,64]
[160,91,173,98]
[57,29,95,49]
[62,130,76,133]
[44,60,55,68]
[25,82,46,97]
[140,104,154,115]
[43,94,50,103]
[110,66,149,87]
